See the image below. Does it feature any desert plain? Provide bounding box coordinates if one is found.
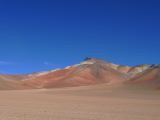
[0,84,159,120]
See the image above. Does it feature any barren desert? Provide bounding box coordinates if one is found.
[0,58,160,120]
[0,84,160,120]
[1,0,160,119]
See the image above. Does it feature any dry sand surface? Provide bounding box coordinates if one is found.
[0,84,160,120]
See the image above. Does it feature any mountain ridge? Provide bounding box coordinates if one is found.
[0,57,159,90]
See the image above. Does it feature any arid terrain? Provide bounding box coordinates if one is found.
[0,58,160,120]
[0,84,160,120]
[0,58,160,90]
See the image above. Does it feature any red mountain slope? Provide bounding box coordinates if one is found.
[0,58,159,90]
[22,58,127,88]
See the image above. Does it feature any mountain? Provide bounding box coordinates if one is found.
[126,65,160,89]
[0,74,30,90]
[22,58,127,88]
[0,57,159,90]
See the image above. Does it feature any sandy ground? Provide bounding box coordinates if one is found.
[0,85,160,120]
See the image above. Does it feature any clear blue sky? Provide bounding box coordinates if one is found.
[0,0,160,74]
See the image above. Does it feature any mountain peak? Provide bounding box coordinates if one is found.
[84,57,95,61]
[83,57,111,64]
[82,57,105,64]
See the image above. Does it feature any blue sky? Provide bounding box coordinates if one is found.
[0,0,160,74]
